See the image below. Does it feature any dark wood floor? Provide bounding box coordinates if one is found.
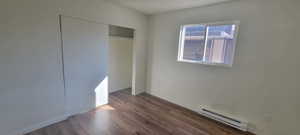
[26,90,254,135]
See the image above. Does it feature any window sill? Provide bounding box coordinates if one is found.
[177,59,233,67]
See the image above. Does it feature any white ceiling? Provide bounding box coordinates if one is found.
[110,0,234,15]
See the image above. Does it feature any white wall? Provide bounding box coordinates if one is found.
[109,36,133,93]
[147,0,300,135]
[0,0,148,134]
[61,16,109,115]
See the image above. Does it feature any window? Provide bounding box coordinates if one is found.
[178,21,239,67]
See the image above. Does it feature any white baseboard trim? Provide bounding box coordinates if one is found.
[145,90,258,135]
[133,89,146,95]
[9,114,69,135]
[109,87,131,94]
[133,90,143,95]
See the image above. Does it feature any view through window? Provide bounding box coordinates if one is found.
[178,21,239,66]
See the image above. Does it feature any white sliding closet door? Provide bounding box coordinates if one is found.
[61,16,108,116]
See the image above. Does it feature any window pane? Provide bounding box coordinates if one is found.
[182,25,206,61]
[204,24,236,64]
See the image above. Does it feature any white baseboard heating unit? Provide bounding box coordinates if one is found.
[198,107,248,131]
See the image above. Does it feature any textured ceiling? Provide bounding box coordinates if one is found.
[110,0,234,14]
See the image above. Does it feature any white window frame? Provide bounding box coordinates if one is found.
[177,21,240,67]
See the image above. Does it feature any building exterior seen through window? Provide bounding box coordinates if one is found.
[178,21,239,67]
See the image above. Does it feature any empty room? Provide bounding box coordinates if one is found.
[0,0,299,135]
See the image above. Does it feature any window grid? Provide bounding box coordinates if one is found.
[178,21,239,67]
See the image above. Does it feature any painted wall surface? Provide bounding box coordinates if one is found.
[61,16,109,116]
[0,0,147,134]
[109,36,133,93]
[147,0,300,135]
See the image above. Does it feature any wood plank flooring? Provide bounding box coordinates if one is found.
[26,89,254,135]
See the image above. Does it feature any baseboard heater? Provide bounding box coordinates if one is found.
[198,107,248,132]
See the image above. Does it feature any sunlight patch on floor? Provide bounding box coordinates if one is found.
[99,105,115,111]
